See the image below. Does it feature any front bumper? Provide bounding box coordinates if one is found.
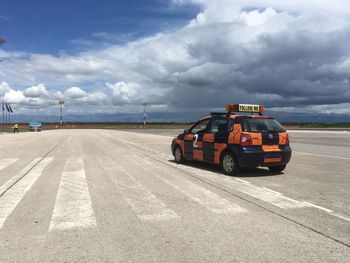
[171,138,176,155]
[237,145,292,168]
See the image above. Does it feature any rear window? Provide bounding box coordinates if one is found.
[243,118,286,132]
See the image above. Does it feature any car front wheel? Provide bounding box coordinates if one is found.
[174,145,185,164]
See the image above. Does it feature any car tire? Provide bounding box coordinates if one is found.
[174,145,185,164]
[221,151,240,176]
[268,165,286,173]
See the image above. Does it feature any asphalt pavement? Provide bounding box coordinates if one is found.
[0,129,349,262]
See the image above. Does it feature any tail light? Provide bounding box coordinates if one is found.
[240,132,253,146]
[286,133,290,145]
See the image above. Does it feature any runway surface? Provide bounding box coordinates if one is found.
[0,129,349,262]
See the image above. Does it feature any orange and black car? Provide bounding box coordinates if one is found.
[171,104,292,175]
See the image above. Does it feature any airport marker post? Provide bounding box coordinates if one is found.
[142,102,148,128]
[58,100,64,127]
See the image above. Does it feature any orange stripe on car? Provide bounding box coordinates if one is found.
[264,157,282,163]
[203,134,215,142]
[185,134,194,141]
[262,145,281,152]
[214,143,227,164]
[228,124,242,144]
[248,132,262,146]
[193,149,203,161]
[279,132,288,145]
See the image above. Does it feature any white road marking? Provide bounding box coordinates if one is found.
[261,187,283,195]
[234,178,249,184]
[98,157,179,221]
[302,202,333,213]
[0,158,18,172]
[49,158,96,231]
[332,213,350,222]
[294,151,350,160]
[111,134,350,222]
[0,158,53,229]
[0,158,41,195]
[231,180,308,209]
[132,156,247,215]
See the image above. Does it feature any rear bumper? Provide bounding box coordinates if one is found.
[237,146,292,168]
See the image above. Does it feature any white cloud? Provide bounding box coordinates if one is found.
[1,0,350,117]
[24,84,49,98]
[0,82,10,96]
[65,87,87,99]
[4,89,26,104]
[107,81,139,104]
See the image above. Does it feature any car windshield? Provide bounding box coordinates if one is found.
[243,118,286,132]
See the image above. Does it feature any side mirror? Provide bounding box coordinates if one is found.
[184,129,190,134]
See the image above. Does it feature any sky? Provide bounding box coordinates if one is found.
[0,0,350,121]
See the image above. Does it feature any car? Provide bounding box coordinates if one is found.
[171,104,292,175]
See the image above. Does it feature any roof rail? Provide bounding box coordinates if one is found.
[210,112,233,116]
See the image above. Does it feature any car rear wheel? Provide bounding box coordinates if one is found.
[221,152,240,176]
[174,145,185,164]
[268,165,286,173]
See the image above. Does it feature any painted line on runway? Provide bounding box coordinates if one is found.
[0,158,41,196]
[229,178,309,209]
[261,187,283,195]
[0,158,53,229]
[332,213,350,222]
[293,151,350,160]
[114,136,306,209]
[302,202,333,213]
[234,178,249,184]
[111,134,350,223]
[98,157,179,221]
[132,155,247,215]
[0,158,18,172]
[49,158,96,231]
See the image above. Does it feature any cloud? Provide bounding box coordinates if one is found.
[4,89,26,104]
[24,84,49,98]
[107,81,139,104]
[65,87,87,99]
[0,82,10,96]
[1,1,350,117]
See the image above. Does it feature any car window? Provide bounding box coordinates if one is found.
[210,118,229,133]
[243,118,285,132]
[191,119,210,133]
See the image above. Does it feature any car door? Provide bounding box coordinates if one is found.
[184,118,211,161]
[207,117,231,164]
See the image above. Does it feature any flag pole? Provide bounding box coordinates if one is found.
[2,101,4,132]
